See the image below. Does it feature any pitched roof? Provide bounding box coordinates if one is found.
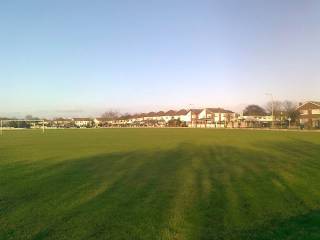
[131,113,145,118]
[118,116,132,120]
[73,118,92,121]
[164,110,177,116]
[297,101,320,109]
[146,112,157,117]
[206,108,234,113]
[95,118,109,121]
[189,109,202,114]
[176,109,188,115]
[157,111,165,116]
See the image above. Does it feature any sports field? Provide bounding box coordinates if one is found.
[1,129,320,240]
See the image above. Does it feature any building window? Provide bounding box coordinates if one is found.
[312,109,320,114]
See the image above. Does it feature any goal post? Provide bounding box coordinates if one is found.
[0,119,45,135]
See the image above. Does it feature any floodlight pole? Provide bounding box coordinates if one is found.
[0,120,2,136]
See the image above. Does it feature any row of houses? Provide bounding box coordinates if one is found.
[106,108,237,128]
[49,118,94,128]
[8,101,318,129]
[46,108,237,128]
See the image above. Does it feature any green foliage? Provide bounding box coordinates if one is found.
[168,118,183,127]
[243,105,267,116]
[0,129,320,239]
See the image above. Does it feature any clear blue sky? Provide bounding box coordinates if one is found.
[1,0,319,117]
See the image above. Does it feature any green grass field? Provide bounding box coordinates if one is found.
[1,129,320,240]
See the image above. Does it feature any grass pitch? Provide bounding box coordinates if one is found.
[1,129,320,240]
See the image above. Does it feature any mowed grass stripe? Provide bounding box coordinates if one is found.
[0,129,320,239]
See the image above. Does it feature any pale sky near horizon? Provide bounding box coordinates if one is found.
[1,0,319,117]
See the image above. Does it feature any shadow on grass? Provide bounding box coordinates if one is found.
[1,140,320,240]
[239,209,320,240]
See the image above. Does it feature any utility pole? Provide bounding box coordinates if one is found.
[265,93,274,128]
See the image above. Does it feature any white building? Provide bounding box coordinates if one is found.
[173,109,188,121]
[161,110,177,122]
[73,118,92,127]
[198,108,235,128]
[237,115,273,128]
[181,109,202,127]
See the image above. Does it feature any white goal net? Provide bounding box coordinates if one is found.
[0,119,46,135]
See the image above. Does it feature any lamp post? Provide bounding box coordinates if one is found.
[188,104,194,127]
[265,93,274,128]
[288,117,291,129]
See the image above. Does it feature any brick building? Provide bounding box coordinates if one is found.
[297,101,320,129]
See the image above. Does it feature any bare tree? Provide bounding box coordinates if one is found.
[265,101,282,120]
[101,110,120,120]
[265,100,299,123]
[282,101,296,115]
[282,100,299,122]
